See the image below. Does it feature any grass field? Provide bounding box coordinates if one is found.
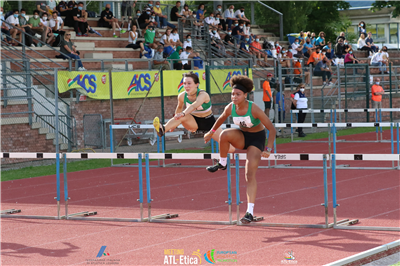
[0,127,388,182]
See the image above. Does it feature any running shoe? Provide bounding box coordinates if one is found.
[153,117,165,137]
[120,29,126,34]
[206,162,227,173]
[240,212,254,224]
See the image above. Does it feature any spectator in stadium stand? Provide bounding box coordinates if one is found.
[153,45,171,70]
[17,9,34,47]
[183,34,192,48]
[153,1,175,29]
[28,10,49,44]
[232,20,245,42]
[160,28,173,52]
[142,22,157,49]
[314,31,325,49]
[381,46,390,73]
[235,6,250,23]
[344,48,360,64]
[224,28,234,45]
[371,77,384,109]
[323,42,334,60]
[310,32,316,45]
[170,27,183,48]
[98,3,124,37]
[303,37,314,58]
[40,12,55,44]
[239,34,252,55]
[274,41,281,54]
[1,7,12,45]
[371,49,389,74]
[61,31,86,71]
[180,4,191,25]
[214,13,222,29]
[243,21,252,39]
[358,21,366,37]
[46,0,58,15]
[334,38,345,59]
[50,11,64,34]
[224,5,237,30]
[314,57,333,86]
[137,8,152,29]
[343,39,351,54]
[70,2,88,36]
[358,33,375,56]
[278,47,291,68]
[262,74,273,117]
[180,46,199,70]
[365,32,378,53]
[121,1,136,27]
[204,12,216,26]
[291,37,304,58]
[336,31,346,43]
[292,83,308,137]
[250,36,268,67]
[287,46,293,59]
[168,46,184,70]
[5,9,23,46]
[56,1,69,16]
[171,1,183,22]
[126,24,147,54]
[214,5,226,30]
[196,3,206,20]
[306,46,323,67]
[209,26,221,40]
[36,1,48,15]
[148,12,159,28]
[144,1,154,12]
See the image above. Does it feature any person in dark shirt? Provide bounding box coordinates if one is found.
[232,20,244,41]
[69,2,88,36]
[170,1,183,22]
[57,1,69,16]
[36,1,47,14]
[98,3,124,37]
[224,28,234,45]
[138,8,151,29]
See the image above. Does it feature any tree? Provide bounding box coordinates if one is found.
[371,1,400,18]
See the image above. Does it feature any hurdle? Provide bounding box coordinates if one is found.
[144,153,237,225]
[62,152,176,222]
[0,152,63,220]
[331,153,400,232]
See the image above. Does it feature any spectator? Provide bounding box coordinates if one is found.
[196,3,206,20]
[160,28,174,52]
[315,31,325,49]
[171,1,183,22]
[358,21,366,37]
[224,5,237,30]
[5,9,24,46]
[358,33,374,55]
[344,48,360,64]
[287,46,293,59]
[180,4,191,25]
[214,13,222,29]
[170,28,183,48]
[191,11,204,39]
[232,20,245,41]
[224,28,234,45]
[180,46,198,70]
[99,3,124,37]
[336,31,346,43]
[310,32,316,45]
[274,41,281,54]
[273,86,285,123]
[239,34,251,55]
[36,1,48,14]
[243,21,252,37]
[234,6,250,22]
[291,37,304,58]
[153,45,171,70]
[46,0,58,15]
[278,47,291,68]
[371,77,384,109]
[298,31,305,42]
[262,75,273,117]
[343,40,351,54]
[294,59,310,85]
[17,9,35,47]
[314,57,333,86]
[302,37,314,58]
[209,26,221,40]
[60,31,86,70]
[57,1,69,16]
[293,84,308,137]
[153,1,175,29]
[183,34,191,48]
[204,13,216,26]
[250,36,268,67]
[40,12,54,43]
[214,5,226,30]
[72,2,89,36]
[306,46,323,67]
[28,10,49,44]
[63,2,76,27]
[381,46,390,71]
[365,32,378,53]
[49,11,64,34]
[371,48,389,74]
[126,24,146,54]
[137,7,152,29]
[1,7,12,45]
[121,1,136,27]
[334,38,345,59]
[142,23,157,49]
[144,0,154,12]
[168,45,184,70]
[322,41,334,60]
[149,12,159,27]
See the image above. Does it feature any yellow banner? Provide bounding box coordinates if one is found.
[58,68,252,99]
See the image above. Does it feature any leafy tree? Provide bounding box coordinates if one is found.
[371,1,400,18]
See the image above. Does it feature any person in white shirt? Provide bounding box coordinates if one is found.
[179,46,199,69]
[291,37,304,58]
[209,27,221,40]
[180,3,192,26]
[213,4,226,30]
[169,28,182,48]
[234,7,250,22]
[49,12,64,33]
[371,48,389,74]
[358,33,373,55]
[224,5,237,30]
[243,21,251,36]
[293,84,308,137]
[6,9,23,45]
[214,13,222,29]
[204,13,215,26]
[126,24,146,54]
[183,34,192,49]
[40,12,54,43]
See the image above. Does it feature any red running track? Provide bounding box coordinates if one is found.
[1,131,399,265]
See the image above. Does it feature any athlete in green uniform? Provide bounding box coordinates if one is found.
[153,72,235,152]
[204,75,276,224]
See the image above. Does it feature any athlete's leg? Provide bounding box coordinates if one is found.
[164,114,198,132]
[245,146,262,204]
[212,127,236,153]
[218,128,245,157]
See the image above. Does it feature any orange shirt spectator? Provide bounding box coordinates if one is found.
[307,50,323,65]
[371,83,384,102]
[294,61,301,75]
[263,80,272,102]
[250,41,262,52]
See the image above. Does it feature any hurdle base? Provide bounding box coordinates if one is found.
[239,222,329,228]
[67,211,98,218]
[150,219,237,225]
[142,213,179,221]
[1,209,21,214]
[0,214,61,220]
[253,216,264,222]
